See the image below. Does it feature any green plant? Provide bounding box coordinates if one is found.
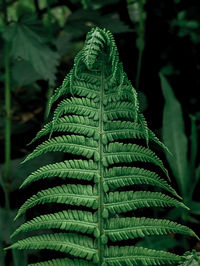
[6,27,198,265]
[179,250,200,266]
[127,0,146,89]
[160,73,200,225]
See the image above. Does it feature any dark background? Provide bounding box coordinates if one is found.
[0,0,200,265]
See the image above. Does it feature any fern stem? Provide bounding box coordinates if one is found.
[97,63,105,265]
[3,2,20,265]
[4,38,20,266]
[136,0,145,90]
[3,0,12,218]
[189,115,197,178]
[4,42,19,266]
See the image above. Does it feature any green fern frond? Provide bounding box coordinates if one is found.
[78,73,101,85]
[47,71,71,116]
[73,85,99,99]
[15,185,98,220]
[138,113,149,145]
[6,233,98,262]
[23,135,99,164]
[105,191,188,214]
[103,120,169,151]
[8,27,197,265]
[83,28,106,70]
[105,101,136,121]
[29,116,99,145]
[105,246,181,265]
[103,142,168,177]
[105,217,197,241]
[104,167,180,199]
[104,86,133,103]
[29,258,95,266]
[52,97,100,125]
[20,160,98,188]
[179,250,200,266]
[12,210,98,238]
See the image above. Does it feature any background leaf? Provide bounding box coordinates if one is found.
[11,60,42,87]
[65,9,132,38]
[3,14,60,85]
[160,73,189,196]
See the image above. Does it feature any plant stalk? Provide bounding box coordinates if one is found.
[4,35,20,266]
[136,0,145,90]
[3,1,19,265]
[4,41,11,182]
[44,0,54,120]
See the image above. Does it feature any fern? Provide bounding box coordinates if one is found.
[7,27,198,265]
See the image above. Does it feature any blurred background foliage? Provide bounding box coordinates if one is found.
[0,0,200,265]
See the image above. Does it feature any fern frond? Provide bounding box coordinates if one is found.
[105,101,135,113]
[103,121,169,151]
[29,258,95,266]
[105,246,181,265]
[138,113,149,145]
[105,191,188,214]
[47,70,71,115]
[105,101,136,121]
[78,73,101,85]
[83,28,106,70]
[52,97,99,126]
[105,217,197,241]
[103,142,168,177]
[15,185,98,220]
[7,233,98,262]
[104,86,134,104]
[29,116,99,145]
[23,135,99,164]
[9,27,197,265]
[73,86,100,99]
[12,210,98,238]
[20,160,98,188]
[104,167,180,199]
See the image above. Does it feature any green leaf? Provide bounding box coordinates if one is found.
[0,208,27,265]
[7,233,98,262]
[106,217,197,241]
[160,73,189,196]
[179,250,200,266]
[11,59,42,87]
[65,9,132,39]
[189,201,200,215]
[15,185,98,220]
[105,246,181,265]
[189,116,198,177]
[3,14,60,85]
[29,257,95,266]
[0,153,63,191]
[11,210,97,238]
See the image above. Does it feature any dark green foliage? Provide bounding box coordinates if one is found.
[160,73,200,224]
[179,250,200,266]
[3,14,60,86]
[8,27,198,265]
